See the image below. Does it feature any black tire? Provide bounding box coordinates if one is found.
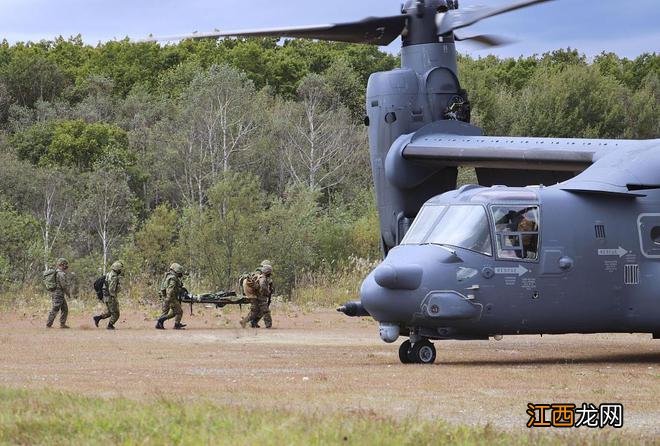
[410,340,436,364]
[398,340,413,364]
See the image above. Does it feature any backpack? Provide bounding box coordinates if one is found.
[43,269,59,292]
[159,273,176,299]
[238,272,258,296]
[93,275,106,301]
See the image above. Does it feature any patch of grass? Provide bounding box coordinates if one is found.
[0,284,48,311]
[0,388,642,446]
[291,257,378,309]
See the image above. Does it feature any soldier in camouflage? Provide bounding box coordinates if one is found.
[46,258,71,329]
[255,264,274,328]
[239,268,260,328]
[155,263,186,330]
[93,261,123,330]
[240,262,274,329]
[259,260,275,307]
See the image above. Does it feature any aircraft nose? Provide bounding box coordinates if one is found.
[373,263,423,290]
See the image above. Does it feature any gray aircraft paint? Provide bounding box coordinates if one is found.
[361,185,660,340]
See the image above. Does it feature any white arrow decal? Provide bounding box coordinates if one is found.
[494,265,529,277]
[598,247,628,258]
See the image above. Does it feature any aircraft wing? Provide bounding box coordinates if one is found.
[396,121,658,189]
[404,133,603,172]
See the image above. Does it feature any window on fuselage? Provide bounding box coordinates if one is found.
[491,205,540,261]
[401,205,492,256]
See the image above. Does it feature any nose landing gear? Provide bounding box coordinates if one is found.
[398,338,437,364]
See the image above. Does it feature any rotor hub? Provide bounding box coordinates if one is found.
[402,0,459,16]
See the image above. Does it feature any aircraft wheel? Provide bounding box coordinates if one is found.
[410,339,436,364]
[398,340,413,364]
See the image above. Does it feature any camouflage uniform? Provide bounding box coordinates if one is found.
[253,272,273,328]
[159,272,184,325]
[96,263,122,329]
[240,272,260,328]
[241,264,274,328]
[46,265,70,328]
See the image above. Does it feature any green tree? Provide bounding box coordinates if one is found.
[71,75,116,123]
[172,65,263,207]
[323,59,365,120]
[510,64,627,138]
[180,172,263,289]
[0,202,40,286]
[0,47,68,107]
[45,120,133,170]
[11,119,133,170]
[87,40,169,97]
[76,170,135,273]
[260,186,320,294]
[278,73,362,192]
[539,48,587,69]
[10,122,55,165]
[132,204,181,276]
[31,168,75,269]
[624,73,659,139]
[0,80,10,123]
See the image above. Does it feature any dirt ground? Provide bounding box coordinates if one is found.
[1,304,658,436]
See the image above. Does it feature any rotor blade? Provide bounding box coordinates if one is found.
[454,33,512,47]
[141,15,408,46]
[437,0,554,35]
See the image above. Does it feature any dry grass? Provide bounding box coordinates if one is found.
[291,257,379,308]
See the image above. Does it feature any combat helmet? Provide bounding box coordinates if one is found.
[261,260,272,267]
[56,258,69,267]
[111,261,124,272]
[170,263,184,276]
[261,264,273,275]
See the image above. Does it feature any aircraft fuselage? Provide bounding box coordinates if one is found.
[360,185,660,342]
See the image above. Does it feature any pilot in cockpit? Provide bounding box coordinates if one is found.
[496,210,522,232]
[518,217,538,260]
[494,207,539,260]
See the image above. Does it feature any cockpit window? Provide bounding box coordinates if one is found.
[491,206,540,261]
[401,205,492,256]
[400,205,446,245]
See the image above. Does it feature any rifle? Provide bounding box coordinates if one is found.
[178,288,255,315]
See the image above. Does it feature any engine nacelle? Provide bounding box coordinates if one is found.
[365,42,470,254]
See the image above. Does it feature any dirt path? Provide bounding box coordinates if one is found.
[1,306,658,435]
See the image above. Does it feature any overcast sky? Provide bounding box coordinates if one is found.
[1,0,658,59]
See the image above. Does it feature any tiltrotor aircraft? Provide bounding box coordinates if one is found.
[150,0,660,364]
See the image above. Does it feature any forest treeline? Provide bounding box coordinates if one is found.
[0,36,657,297]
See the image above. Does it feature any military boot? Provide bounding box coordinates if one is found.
[239,319,247,328]
[155,318,166,330]
[250,320,260,328]
[107,323,115,330]
[93,316,101,328]
[174,322,186,330]
[60,324,70,329]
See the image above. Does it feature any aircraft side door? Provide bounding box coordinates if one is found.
[489,204,543,332]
